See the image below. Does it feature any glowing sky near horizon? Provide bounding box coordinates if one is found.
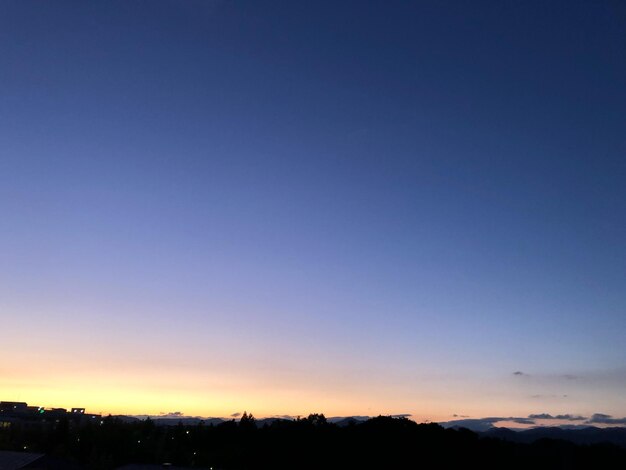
[1,0,625,423]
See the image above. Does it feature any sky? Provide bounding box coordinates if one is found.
[1,0,625,425]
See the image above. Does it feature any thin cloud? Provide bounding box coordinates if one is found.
[530,394,568,398]
[443,411,626,432]
[514,371,581,381]
[230,412,241,418]
[510,418,536,425]
[440,418,502,432]
[555,414,585,420]
[528,413,586,421]
[160,411,184,418]
[586,413,626,425]
[440,416,535,432]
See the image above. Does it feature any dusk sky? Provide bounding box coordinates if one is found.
[1,1,625,425]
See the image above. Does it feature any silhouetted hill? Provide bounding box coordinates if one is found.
[255,417,289,427]
[2,415,625,469]
[123,415,371,428]
[151,417,223,427]
[110,416,141,423]
[482,426,626,447]
[481,426,519,440]
[328,416,369,426]
[115,416,226,426]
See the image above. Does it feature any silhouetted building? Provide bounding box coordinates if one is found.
[0,450,82,469]
[0,402,28,413]
[0,400,99,429]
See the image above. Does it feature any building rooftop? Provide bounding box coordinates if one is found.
[0,450,44,469]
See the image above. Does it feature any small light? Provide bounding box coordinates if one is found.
[186,431,190,434]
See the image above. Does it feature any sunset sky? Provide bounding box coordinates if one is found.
[1,1,625,426]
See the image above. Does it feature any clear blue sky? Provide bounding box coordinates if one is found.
[1,0,625,422]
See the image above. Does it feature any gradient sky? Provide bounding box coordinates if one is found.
[1,0,625,423]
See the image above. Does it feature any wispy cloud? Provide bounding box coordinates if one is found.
[513,371,581,381]
[159,411,184,418]
[443,412,626,431]
[511,418,536,425]
[586,413,626,425]
[440,416,535,432]
[130,412,211,421]
[528,413,586,421]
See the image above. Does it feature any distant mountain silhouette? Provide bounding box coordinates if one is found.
[2,414,626,468]
[328,416,369,426]
[109,415,626,448]
[115,415,225,426]
[117,415,372,428]
[152,417,222,426]
[110,415,141,423]
[482,426,626,447]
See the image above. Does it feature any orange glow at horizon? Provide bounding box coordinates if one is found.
[1,358,575,424]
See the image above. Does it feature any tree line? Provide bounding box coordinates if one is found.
[0,413,624,469]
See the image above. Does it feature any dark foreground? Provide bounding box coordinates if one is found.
[1,415,625,469]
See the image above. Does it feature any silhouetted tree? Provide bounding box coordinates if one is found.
[2,413,626,469]
[306,413,327,427]
[239,411,256,429]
